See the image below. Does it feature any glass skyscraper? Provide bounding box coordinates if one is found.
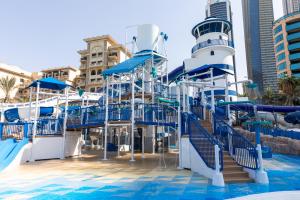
[282,0,300,15]
[242,0,278,94]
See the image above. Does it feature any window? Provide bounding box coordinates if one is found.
[210,51,215,56]
[274,25,282,35]
[97,69,102,75]
[91,70,96,76]
[20,79,24,83]
[90,88,95,92]
[275,34,284,44]
[276,43,284,53]
[98,52,103,57]
[207,39,211,44]
[92,53,97,57]
[277,62,286,71]
[277,53,286,62]
[91,61,97,65]
[91,79,95,82]
[97,61,102,65]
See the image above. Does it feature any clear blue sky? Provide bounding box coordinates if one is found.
[0,0,282,81]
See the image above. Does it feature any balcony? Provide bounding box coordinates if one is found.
[291,64,300,71]
[289,42,300,52]
[286,22,300,32]
[289,53,300,61]
[191,39,234,54]
[287,32,300,42]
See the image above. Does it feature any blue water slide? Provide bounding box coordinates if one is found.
[0,138,28,171]
[228,104,300,113]
[4,107,55,122]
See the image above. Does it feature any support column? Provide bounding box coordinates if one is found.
[176,85,182,169]
[103,79,109,160]
[61,87,69,159]
[210,68,215,113]
[225,74,231,125]
[31,82,40,162]
[130,74,135,162]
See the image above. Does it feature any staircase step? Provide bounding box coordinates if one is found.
[224,177,254,183]
[223,171,249,178]
[223,165,243,171]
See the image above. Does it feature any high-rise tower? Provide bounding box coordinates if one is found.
[282,0,300,15]
[206,0,232,22]
[242,0,278,94]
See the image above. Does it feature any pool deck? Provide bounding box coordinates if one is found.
[0,151,300,199]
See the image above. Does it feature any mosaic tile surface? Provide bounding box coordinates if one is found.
[0,151,300,200]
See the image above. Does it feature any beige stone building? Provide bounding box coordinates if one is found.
[0,63,35,102]
[41,66,79,86]
[76,35,130,92]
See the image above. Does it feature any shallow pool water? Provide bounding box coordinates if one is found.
[1,154,300,200]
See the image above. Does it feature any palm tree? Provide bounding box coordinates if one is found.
[262,87,274,105]
[279,76,300,106]
[0,76,16,103]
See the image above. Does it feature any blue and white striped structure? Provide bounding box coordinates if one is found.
[183,17,237,103]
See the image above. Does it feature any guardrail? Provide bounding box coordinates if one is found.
[66,103,178,128]
[214,115,258,170]
[188,113,223,171]
[0,122,33,140]
[35,118,63,136]
[245,125,300,140]
[191,105,204,120]
[192,39,234,54]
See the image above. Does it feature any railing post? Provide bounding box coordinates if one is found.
[0,123,3,141]
[212,144,224,187]
[214,145,220,172]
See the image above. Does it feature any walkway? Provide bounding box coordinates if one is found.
[0,153,300,199]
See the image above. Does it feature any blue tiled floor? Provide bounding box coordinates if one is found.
[1,154,300,199]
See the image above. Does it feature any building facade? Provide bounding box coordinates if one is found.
[206,0,232,22]
[242,0,278,94]
[283,0,300,15]
[77,35,130,93]
[42,66,79,86]
[273,12,300,79]
[0,63,35,101]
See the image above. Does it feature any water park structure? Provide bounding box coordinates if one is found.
[1,21,300,199]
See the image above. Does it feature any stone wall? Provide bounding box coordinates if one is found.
[234,128,300,156]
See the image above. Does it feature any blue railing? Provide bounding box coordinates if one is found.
[35,118,63,136]
[245,125,300,140]
[135,103,177,127]
[67,103,177,128]
[188,113,223,171]
[192,39,234,54]
[214,115,258,170]
[191,105,204,120]
[0,122,33,140]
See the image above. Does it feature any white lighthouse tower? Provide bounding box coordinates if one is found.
[184,17,237,103]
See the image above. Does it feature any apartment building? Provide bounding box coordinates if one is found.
[0,63,35,101]
[42,66,79,86]
[76,35,130,92]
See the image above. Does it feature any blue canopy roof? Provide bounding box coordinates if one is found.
[187,64,234,79]
[29,77,69,90]
[103,55,152,76]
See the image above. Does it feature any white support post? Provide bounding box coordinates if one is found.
[142,68,145,159]
[31,82,40,162]
[117,128,121,158]
[142,127,145,159]
[103,79,109,161]
[130,74,135,162]
[201,87,206,120]
[182,83,186,112]
[212,145,225,187]
[61,87,69,160]
[210,68,215,112]
[225,74,231,125]
[176,85,182,169]
[255,144,269,184]
[28,87,33,121]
